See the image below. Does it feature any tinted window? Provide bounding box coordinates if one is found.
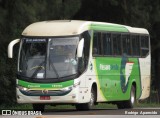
[102,33,112,55]
[112,34,121,56]
[93,32,102,56]
[131,35,140,56]
[122,34,131,56]
[92,31,149,58]
[141,36,149,57]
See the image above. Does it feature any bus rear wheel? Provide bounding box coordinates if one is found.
[76,88,95,111]
[126,86,136,108]
[117,86,136,109]
[32,104,45,112]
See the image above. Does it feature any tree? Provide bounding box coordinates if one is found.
[149,0,160,102]
[0,0,81,105]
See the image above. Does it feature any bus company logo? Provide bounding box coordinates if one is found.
[100,64,119,71]
[42,89,48,94]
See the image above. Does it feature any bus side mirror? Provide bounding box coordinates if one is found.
[77,38,84,58]
[8,39,20,58]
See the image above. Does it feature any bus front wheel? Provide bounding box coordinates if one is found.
[76,88,96,110]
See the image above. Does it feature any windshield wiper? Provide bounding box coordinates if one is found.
[31,61,45,78]
[49,58,60,79]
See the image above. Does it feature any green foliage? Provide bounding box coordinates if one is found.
[0,0,81,105]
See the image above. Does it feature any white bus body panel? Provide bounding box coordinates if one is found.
[16,75,93,104]
[139,55,151,99]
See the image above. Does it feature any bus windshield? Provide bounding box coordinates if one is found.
[18,37,79,80]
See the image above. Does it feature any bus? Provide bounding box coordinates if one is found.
[8,20,151,111]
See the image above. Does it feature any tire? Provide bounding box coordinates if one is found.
[76,88,95,111]
[126,86,136,108]
[117,86,136,109]
[32,104,45,112]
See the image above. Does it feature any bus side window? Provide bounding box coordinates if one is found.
[131,35,140,57]
[93,32,101,56]
[102,33,112,55]
[141,36,149,57]
[112,34,121,56]
[122,34,131,56]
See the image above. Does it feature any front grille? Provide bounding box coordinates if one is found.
[19,89,71,96]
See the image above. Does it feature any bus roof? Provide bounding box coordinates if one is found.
[22,20,149,36]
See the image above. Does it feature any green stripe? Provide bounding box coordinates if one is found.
[18,79,74,89]
[90,24,128,32]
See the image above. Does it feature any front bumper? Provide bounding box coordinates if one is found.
[16,88,79,104]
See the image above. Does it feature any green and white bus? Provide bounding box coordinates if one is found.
[8,20,151,111]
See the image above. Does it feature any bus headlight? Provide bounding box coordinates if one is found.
[17,85,28,91]
[61,81,80,91]
[61,86,72,91]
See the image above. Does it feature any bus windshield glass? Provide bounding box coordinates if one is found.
[18,37,79,80]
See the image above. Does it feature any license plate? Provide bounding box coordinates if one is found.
[40,96,50,100]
